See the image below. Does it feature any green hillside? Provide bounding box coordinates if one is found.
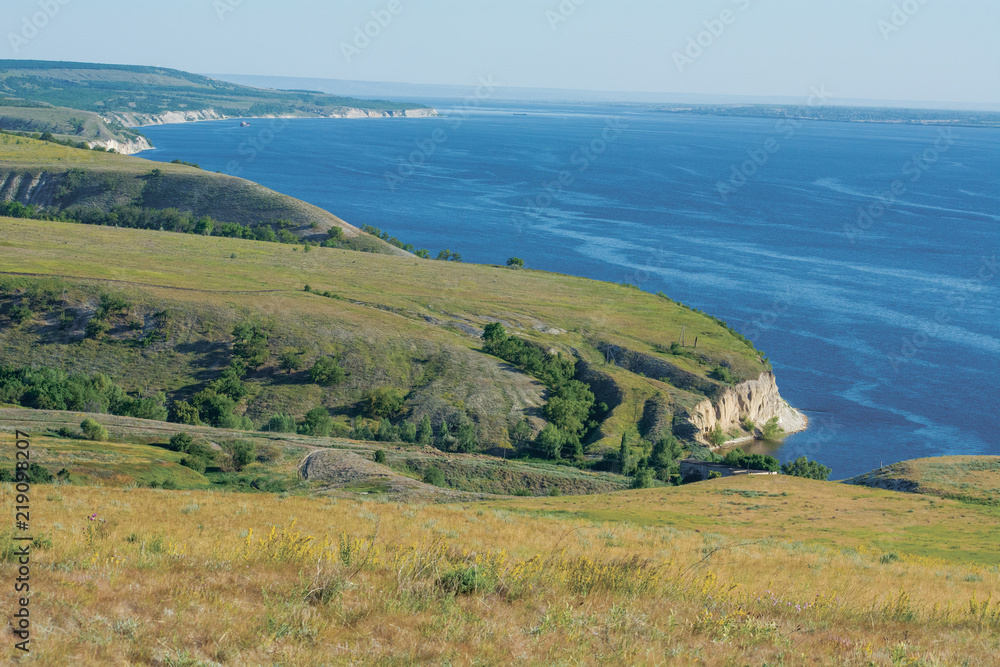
[0,60,433,149]
[0,134,403,251]
[0,214,768,455]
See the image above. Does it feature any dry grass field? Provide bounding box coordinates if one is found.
[1,473,998,666]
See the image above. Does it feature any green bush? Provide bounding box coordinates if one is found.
[707,424,726,447]
[309,356,346,385]
[299,407,334,437]
[423,467,446,487]
[631,467,655,489]
[264,413,296,433]
[781,456,832,481]
[362,387,405,419]
[180,456,207,474]
[374,449,386,464]
[80,418,108,441]
[168,432,193,453]
[225,440,257,472]
[722,448,780,472]
[761,417,785,440]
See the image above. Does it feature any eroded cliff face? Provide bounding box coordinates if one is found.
[683,372,808,445]
[87,136,154,155]
[0,171,56,206]
[106,106,437,129]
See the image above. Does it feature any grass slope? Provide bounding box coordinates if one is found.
[1,478,997,665]
[846,456,1000,506]
[0,216,766,451]
[0,134,403,250]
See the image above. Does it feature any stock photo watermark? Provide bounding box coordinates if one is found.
[225,117,290,177]
[877,0,929,40]
[715,85,833,202]
[7,0,72,54]
[341,0,406,63]
[546,0,588,31]
[384,76,501,190]
[673,0,752,73]
[842,127,956,243]
[213,0,243,21]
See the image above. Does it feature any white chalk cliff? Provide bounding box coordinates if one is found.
[686,372,808,446]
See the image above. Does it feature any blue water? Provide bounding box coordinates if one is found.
[138,103,1000,478]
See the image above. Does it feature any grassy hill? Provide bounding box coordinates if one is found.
[0,134,404,251]
[0,214,768,454]
[0,60,434,149]
[847,456,1000,506]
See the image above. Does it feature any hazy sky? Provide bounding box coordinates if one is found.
[5,0,998,107]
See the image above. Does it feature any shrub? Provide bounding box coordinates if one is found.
[437,566,493,595]
[169,400,202,426]
[506,257,524,268]
[180,456,207,474]
[423,467,446,487]
[781,456,832,481]
[710,366,735,384]
[707,424,726,447]
[265,413,296,433]
[309,356,346,385]
[362,387,405,419]
[80,418,108,441]
[278,347,304,373]
[631,467,655,489]
[168,432,193,453]
[374,449,386,464]
[225,440,256,472]
[708,470,723,480]
[299,407,334,437]
[761,417,785,440]
[722,448,780,472]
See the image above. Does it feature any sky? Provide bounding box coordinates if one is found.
[4,0,999,108]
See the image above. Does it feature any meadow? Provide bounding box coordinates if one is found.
[1,472,998,666]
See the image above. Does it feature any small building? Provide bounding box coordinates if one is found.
[679,458,779,482]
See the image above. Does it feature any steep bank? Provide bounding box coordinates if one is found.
[681,372,808,446]
[107,106,437,134]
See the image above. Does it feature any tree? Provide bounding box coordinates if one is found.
[417,415,433,445]
[538,424,565,459]
[506,257,524,268]
[631,467,655,489]
[376,418,398,442]
[232,322,270,370]
[374,449,387,464]
[300,407,334,437]
[169,400,202,426]
[362,387,405,419]
[436,249,452,261]
[194,216,214,236]
[309,356,346,385]
[80,418,108,441]
[781,456,832,481]
[168,432,194,453]
[278,347,304,374]
[226,440,256,471]
[651,435,683,469]
[455,420,478,453]
[399,421,417,443]
[510,420,532,449]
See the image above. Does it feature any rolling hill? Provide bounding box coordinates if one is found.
[0,60,435,152]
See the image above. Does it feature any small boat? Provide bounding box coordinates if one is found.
[240,121,250,127]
